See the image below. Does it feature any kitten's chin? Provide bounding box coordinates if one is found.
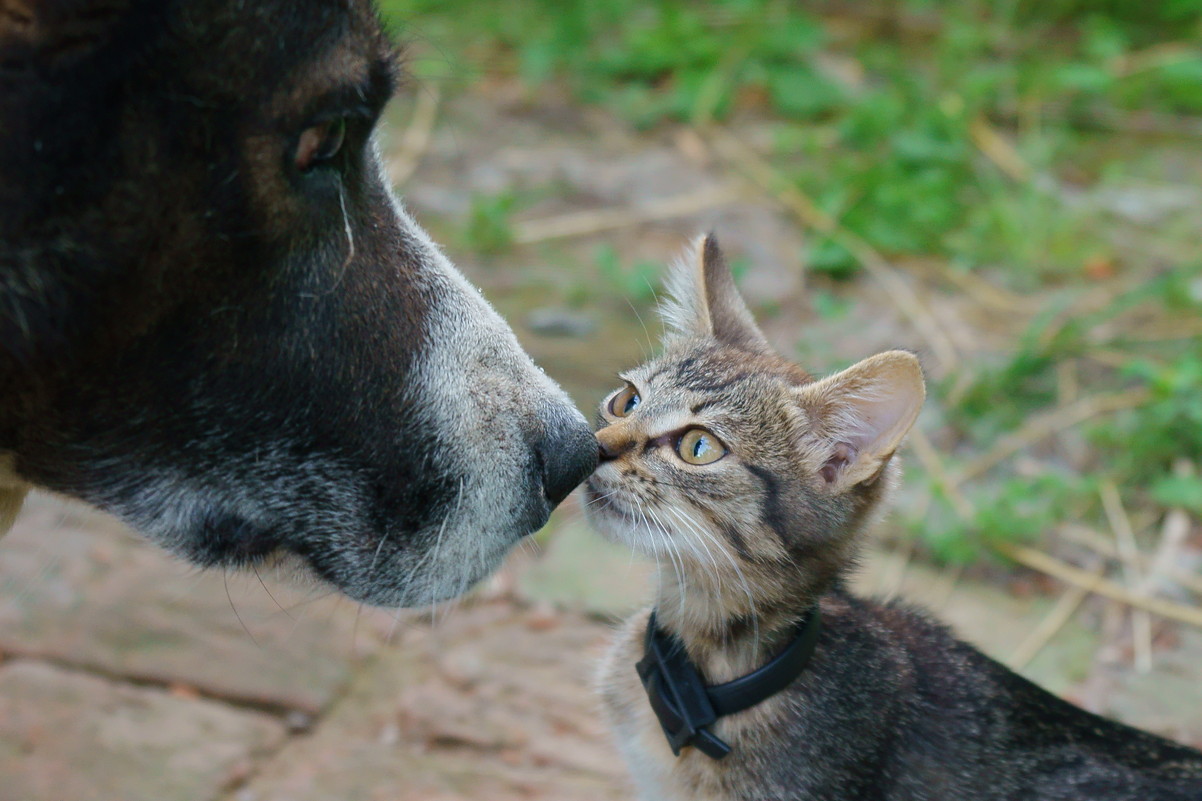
[582,482,641,549]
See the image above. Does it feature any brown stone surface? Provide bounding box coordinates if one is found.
[0,494,385,714]
[0,660,285,801]
[234,601,635,801]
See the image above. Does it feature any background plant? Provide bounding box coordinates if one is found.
[381,0,1202,569]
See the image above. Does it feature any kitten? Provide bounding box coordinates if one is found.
[586,234,1202,801]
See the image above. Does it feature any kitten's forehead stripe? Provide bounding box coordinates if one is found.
[672,356,698,379]
[678,371,756,393]
[641,364,674,384]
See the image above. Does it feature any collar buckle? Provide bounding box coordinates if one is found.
[636,607,822,761]
[636,629,732,760]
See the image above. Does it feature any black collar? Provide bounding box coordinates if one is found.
[635,607,822,760]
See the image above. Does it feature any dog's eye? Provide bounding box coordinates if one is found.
[295,117,347,172]
[677,429,725,465]
[608,384,641,418]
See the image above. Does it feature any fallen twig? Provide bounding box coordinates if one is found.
[1144,459,1197,597]
[1100,481,1153,673]
[512,184,744,245]
[926,260,1038,315]
[970,116,1033,183]
[1058,524,1202,598]
[955,387,1151,485]
[929,562,963,614]
[876,531,916,600]
[904,424,1202,631]
[1122,318,1202,342]
[388,85,442,187]
[699,125,962,373]
[997,542,1202,629]
[990,105,1202,138]
[1009,562,1105,671]
[908,427,975,519]
[1112,42,1201,78]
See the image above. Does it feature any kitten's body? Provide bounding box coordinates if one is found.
[588,236,1202,801]
[603,592,1202,801]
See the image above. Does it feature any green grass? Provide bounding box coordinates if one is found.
[386,0,1202,278]
[379,0,1202,566]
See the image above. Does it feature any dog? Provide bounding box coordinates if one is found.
[0,0,598,607]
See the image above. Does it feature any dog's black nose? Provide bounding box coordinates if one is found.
[538,413,599,507]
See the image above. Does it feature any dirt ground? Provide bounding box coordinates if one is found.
[1,78,1200,800]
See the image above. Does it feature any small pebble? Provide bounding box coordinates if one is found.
[527,307,596,338]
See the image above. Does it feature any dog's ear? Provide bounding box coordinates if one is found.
[1,0,140,63]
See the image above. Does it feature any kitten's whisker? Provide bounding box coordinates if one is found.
[643,505,687,615]
[585,489,618,507]
[646,507,682,615]
[639,508,668,600]
[677,507,762,651]
[664,505,724,598]
[659,511,694,620]
[645,478,727,499]
[644,507,681,611]
[646,523,664,590]
[664,505,723,595]
[622,295,656,363]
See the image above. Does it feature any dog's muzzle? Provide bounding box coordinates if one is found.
[536,410,598,506]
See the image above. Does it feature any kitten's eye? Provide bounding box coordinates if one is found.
[608,384,641,417]
[295,117,347,172]
[678,429,725,465]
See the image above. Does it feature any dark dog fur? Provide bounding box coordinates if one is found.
[0,0,597,606]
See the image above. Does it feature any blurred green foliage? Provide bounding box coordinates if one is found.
[593,244,662,305]
[386,0,1202,276]
[464,190,518,254]
[380,0,1202,564]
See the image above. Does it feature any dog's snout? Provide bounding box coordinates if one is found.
[537,413,598,507]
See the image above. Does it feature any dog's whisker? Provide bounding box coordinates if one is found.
[224,570,260,649]
[252,561,293,620]
[327,181,356,294]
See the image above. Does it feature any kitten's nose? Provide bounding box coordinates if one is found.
[596,428,635,462]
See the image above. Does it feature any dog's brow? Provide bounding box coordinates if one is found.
[307,54,396,123]
[369,49,401,107]
[356,51,400,116]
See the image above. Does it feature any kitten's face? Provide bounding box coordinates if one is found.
[585,235,925,602]
[585,342,816,569]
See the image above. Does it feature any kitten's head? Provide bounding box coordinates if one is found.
[585,235,924,611]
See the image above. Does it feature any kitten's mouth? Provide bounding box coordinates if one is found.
[583,478,635,520]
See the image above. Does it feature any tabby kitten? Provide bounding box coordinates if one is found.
[586,235,1202,801]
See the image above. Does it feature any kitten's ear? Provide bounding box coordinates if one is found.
[659,234,770,352]
[794,351,925,489]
